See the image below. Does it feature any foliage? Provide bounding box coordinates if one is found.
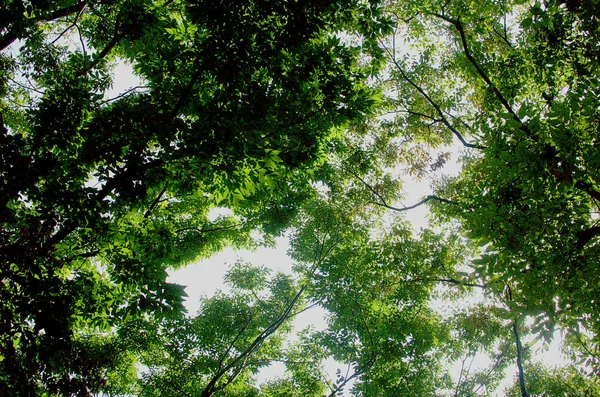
[0,0,391,394]
[377,0,600,385]
[3,0,600,395]
[504,363,600,397]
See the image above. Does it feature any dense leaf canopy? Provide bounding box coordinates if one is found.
[1,0,599,396]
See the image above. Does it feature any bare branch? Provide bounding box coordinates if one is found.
[101,86,151,104]
[51,3,86,45]
[0,1,87,51]
[371,194,458,213]
[345,168,390,207]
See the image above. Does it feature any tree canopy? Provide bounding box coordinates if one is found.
[1,0,599,395]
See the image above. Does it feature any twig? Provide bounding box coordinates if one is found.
[327,353,377,397]
[51,3,86,45]
[101,86,150,104]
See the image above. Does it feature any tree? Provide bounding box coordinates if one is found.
[375,0,600,377]
[0,0,392,394]
[4,0,600,395]
[505,363,600,397]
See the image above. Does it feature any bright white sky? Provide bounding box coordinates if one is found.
[108,60,566,396]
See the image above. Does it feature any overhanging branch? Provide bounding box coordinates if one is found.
[0,1,87,52]
[372,194,458,213]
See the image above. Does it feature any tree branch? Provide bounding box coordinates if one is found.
[411,276,487,289]
[372,194,458,213]
[51,3,86,45]
[327,353,377,397]
[77,29,125,77]
[174,224,240,235]
[144,185,168,219]
[512,319,530,397]
[42,158,164,252]
[575,225,600,249]
[0,1,87,52]
[199,241,338,397]
[432,14,529,136]
[382,43,485,150]
[575,181,600,205]
[100,85,150,104]
[345,168,391,208]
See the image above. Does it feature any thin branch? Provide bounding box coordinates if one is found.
[573,330,599,360]
[327,353,377,397]
[76,23,87,56]
[144,185,168,219]
[445,110,476,133]
[289,301,320,318]
[346,294,375,350]
[201,286,307,396]
[42,158,165,252]
[432,14,527,134]
[174,224,241,235]
[8,77,44,95]
[217,317,254,373]
[77,30,125,77]
[199,240,338,397]
[168,67,204,119]
[411,276,487,289]
[51,3,86,45]
[344,166,459,213]
[371,194,458,213]
[433,12,600,209]
[382,42,485,150]
[454,353,470,397]
[469,355,506,397]
[76,250,100,259]
[345,168,390,207]
[100,85,150,104]
[0,1,87,51]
